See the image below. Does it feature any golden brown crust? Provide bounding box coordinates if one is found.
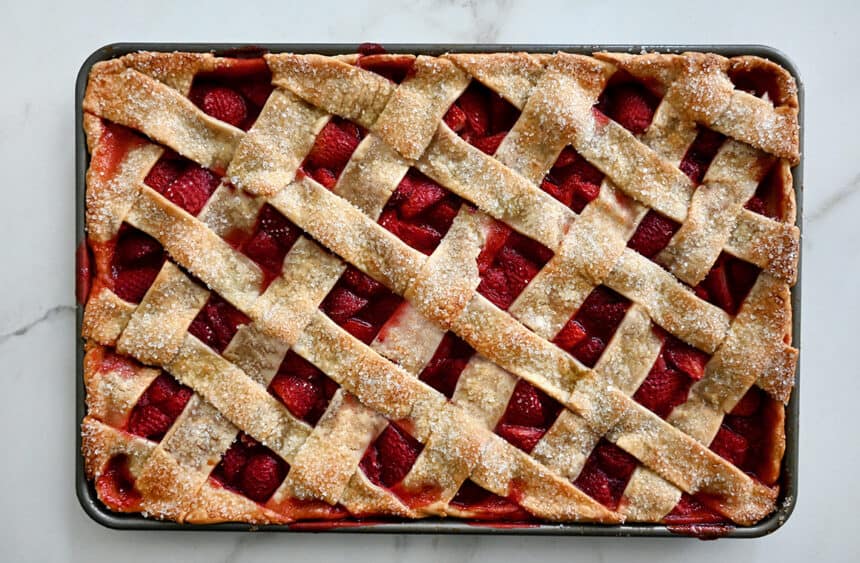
[81,49,799,526]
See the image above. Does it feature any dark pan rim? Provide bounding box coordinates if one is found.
[75,43,802,537]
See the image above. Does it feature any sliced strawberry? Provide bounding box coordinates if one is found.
[573,336,606,367]
[366,424,423,488]
[162,166,219,215]
[143,374,174,405]
[632,356,691,418]
[476,221,511,274]
[496,423,545,453]
[595,441,637,480]
[200,86,248,128]
[357,42,386,56]
[270,373,320,422]
[745,196,768,216]
[113,266,161,303]
[443,104,467,132]
[115,230,163,266]
[243,230,284,275]
[664,337,709,380]
[553,146,580,169]
[503,381,546,427]
[419,357,468,398]
[189,295,250,353]
[97,455,141,510]
[359,293,403,327]
[220,441,249,482]
[599,83,657,135]
[554,319,587,352]
[340,318,378,343]
[730,387,763,417]
[237,80,274,108]
[498,246,540,294]
[710,426,749,467]
[358,443,382,485]
[127,404,172,440]
[576,287,629,340]
[628,210,679,258]
[399,175,447,219]
[343,267,385,297]
[144,157,184,192]
[510,233,554,265]
[476,267,514,310]
[541,177,574,207]
[321,287,369,323]
[574,466,614,507]
[457,86,490,137]
[665,493,727,524]
[489,93,518,132]
[357,54,415,83]
[240,453,286,502]
[379,210,442,254]
[257,204,298,248]
[728,258,760,305]
[162,387,192,418]
[450,480,529,520]
[473,131,508,155]
[700,259,734,313]
[679,129,725,184]
[305,120,361,171]
[76,241,92,304]
[426,199,460,230]
[309,167,338,189]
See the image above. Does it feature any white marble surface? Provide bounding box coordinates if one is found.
[1,0,857,560]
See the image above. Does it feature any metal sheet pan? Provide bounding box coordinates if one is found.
[75,43,802,537]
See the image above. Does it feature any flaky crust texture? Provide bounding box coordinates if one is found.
[80,50,799,527]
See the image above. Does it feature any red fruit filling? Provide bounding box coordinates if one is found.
[627,210,681,258]
[595,81,660,135]
[540,147,604,213]
[745,163,786,221]
[357,53,415,84]
[359,423,423,489]
[693,253,760,315]
[92,122,147,180]
[378,170,462,255]
[144,151,220,216]
[110,224,166,303]
[664,493,726,525]
[211,432,289,503]
[449,480,531,521]
[268,351,339,426]
[301,117,366,188]
[632,333,709,419]
[553,287,631,368]
[476,222,553,310]
[728,65,789,106]
[678,129,726,185]
[444,81,520,153]
[76,240,93,304]
[573,440,638,510]
[96,454,142,511]
[227,203,301,288]
[320,266,404,344]
[418,333,475,398]
[494,380,563,453]
[189,59,274,130]
[126,372,192,441]
[710,386,782,485]
[94,347,139,378]
[188,293,251,353]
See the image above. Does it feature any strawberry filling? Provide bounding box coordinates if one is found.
[693,253,760,315]
[627,210,681,258]
[126,372,192,441]
[664,493,726,525]
[418,333,475,398]
[188,293,251,353]
[710,386,783,485]
[320,266,404,344]
[450,480,531,521]
[378,170,462,255]
[110,224,166,303]
[228,203,301,288]
[357,53,415,84]
[728,65,789,106]
[211,432,289,503]
[268,352,339,426]
[573,439,638,510]
[444,81,520,153]
[359,423,423,489]
[633,333,710,419]
[76,240,93,304]
[301,117,366,188]
[96,454,142,511]
[595,80,660,135]
[678,129,726,185]
[494,380,563,453]
[189,59,274,131]
[476,221,553,310]
[92,122,147,180]
[745,163,786,220]
[540,147,604,213]
[553,287,631,367]
[144,151,220,216]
